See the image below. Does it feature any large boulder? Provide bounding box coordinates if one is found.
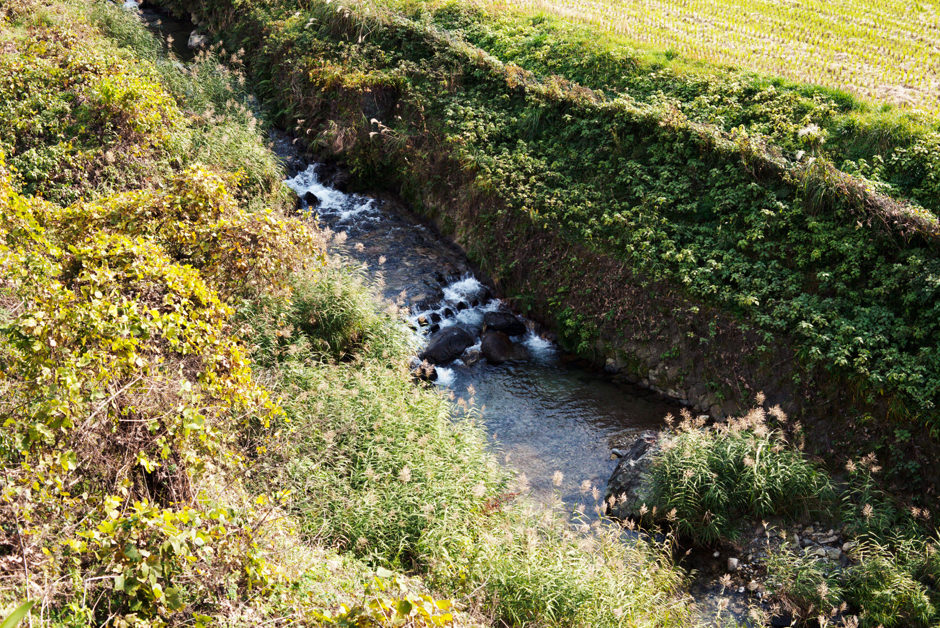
[605,431,660,521]
[481,330,529,364]
[483,311,527,337]
[420,326,475,364]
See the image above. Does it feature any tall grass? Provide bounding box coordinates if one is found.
[645,406,831,544]
[89,1,283,202]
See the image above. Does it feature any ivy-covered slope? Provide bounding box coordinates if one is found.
[154,1,939,438]
[426,4,940,217]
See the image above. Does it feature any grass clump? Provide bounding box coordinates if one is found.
[424,503,691,626]
[844,547,935,627]
[767,539,940,627]
[765,548,844,620]
[645,403,940,625]
[645,406,831,544]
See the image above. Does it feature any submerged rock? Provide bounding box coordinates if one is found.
[481,330,529,364]
[483,311,527,337]
[604,431,659,521]
[461,348,482,367]
[420,326,475,364]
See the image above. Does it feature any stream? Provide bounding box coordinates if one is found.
[280,161,765,625]
[282,162,680,512]
[134,6,767,624]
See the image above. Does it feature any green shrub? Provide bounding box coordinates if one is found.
[647,407,831,544]
[845,548,936,627]
[49,165,322,300]
[289,262,408,362]
[765,546,844,620]
[0,12,184,203]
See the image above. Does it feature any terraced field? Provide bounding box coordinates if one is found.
[488,0,940,113]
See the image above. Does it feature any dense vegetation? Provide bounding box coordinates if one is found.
[154,0,939,459]
[485,0,940,115]
[3,0,939,625]
[427,4,940,216]
[0,2,697,625]
[628,405,940,626]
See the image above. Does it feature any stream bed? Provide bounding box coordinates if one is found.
[283,162,679,512]
[131,6,766,621]
[281,160,766,625]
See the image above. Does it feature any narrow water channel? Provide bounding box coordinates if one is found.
[281,163,759,625]
[283,163,679,514]
[130,4,679,514]
[131,8,761,621]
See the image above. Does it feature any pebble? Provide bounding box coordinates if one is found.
[825,547,842,561]
[713,551,720,558]
[805,546,826,558]
[727,557,739,571]
[842,541,857,553]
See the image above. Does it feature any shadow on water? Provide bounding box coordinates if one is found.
[128,1,197,61]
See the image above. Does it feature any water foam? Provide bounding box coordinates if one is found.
[284,165,348,210]
[434,367,456,387]
[522,331,557,363]
[442,276,486,303]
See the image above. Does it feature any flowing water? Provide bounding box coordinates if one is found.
[282,163,762,624]
[284,164,679,513]
[129,6,762,617]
